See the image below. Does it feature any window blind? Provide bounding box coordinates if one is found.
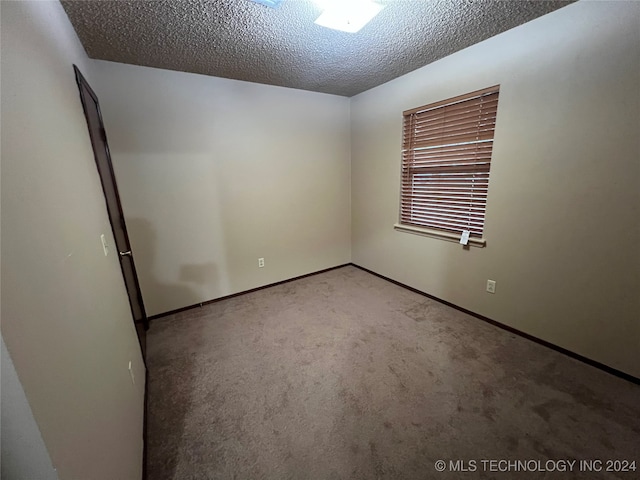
[400,85,500,238]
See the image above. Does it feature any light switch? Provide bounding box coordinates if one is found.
[128,360,135,385]
[100,234,109,256]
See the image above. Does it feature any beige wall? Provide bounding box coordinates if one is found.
[1,336,58,479]
[350,1,640,377]
[1,2,145,479]
[90,61,351,316]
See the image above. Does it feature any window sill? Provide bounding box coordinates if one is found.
[393,223,486,248]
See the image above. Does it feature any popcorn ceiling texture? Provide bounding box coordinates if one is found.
[61,0,574,97]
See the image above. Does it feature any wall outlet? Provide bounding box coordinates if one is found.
[258,257,265,268]
[486,279,496,294]
[128,360,135,385]
[100,234,109,256]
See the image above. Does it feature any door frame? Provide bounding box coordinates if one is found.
[73,65,149,338]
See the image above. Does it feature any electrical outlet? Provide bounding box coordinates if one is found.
[486,280,496,294]
[258,258,265,268]
[128,361,135,385]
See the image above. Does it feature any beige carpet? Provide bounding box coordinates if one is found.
[146,265,639,479]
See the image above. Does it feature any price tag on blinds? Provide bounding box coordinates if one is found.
[460,230,470,245]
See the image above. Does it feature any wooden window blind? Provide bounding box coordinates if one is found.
[400,85,500,238]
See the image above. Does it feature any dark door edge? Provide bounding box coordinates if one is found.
[73,64,149,480]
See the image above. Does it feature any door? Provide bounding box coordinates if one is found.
[74,65,148,356]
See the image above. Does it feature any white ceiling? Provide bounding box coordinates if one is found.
[61,0,574,97]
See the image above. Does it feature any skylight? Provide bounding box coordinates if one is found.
[314,0,384,33]
[249,0,283,8]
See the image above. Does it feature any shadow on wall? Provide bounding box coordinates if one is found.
[180,263,219,300]
[126,217,215,316]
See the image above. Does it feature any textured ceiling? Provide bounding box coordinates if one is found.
[61,0,574,97]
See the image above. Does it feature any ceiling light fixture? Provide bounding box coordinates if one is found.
[249,0,283,8]
[314,0,384,33]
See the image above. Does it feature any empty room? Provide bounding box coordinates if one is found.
[1,0,639,479]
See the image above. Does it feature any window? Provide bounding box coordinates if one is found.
[395,85,500,246]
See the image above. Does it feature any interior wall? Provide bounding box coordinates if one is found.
[1,2,145,479]
[350,1,640,377]
[90,60,351,316]
[1,336,58,480]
